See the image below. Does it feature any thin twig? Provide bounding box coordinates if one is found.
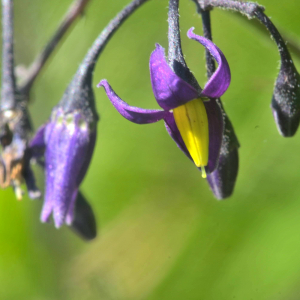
[19,0,91,95]
[70,0,150,90]
[1,0,17,111]
[196,0,295,68]
[232,12,300,59]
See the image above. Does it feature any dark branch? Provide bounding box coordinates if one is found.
[196,0,294,70]
[168,0,186,68]
[197,5,215,77]
[1,0,17,111]
[231,12,300,59]
[197,0,264,18]
[74,0,150,86]
[60,0,150,115]
[19,0,91,95]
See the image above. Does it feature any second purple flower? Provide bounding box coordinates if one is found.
[98,28,230,179]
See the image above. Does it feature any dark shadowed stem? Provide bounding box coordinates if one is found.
[76,0,150,84]
[253,9,291,62]
[233,13,300,59]
[167,0,200,90]
[19,0,91,94]
[198,7,215,77]
[196,0,294,68]
[168,0,187,67]
[196,0,263,17]
[1,0,16,110]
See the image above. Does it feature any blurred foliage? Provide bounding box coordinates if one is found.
[1,0,300,299]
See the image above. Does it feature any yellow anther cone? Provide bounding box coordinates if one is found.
[173,98,209,178]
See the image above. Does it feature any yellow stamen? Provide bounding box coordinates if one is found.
[173,98,209,178]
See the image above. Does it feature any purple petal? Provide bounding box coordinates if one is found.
[204,99,223,173]
[29,124,46,159]
[98,80,167,124]
[29,124,46,148]
[42,111,95,228]
[164,111,191,160]
[70,191,97,240]
[76,128,97,186]
[40,122,56,223]
[207,147,239,200]
[187,28,231,99]
[150,44,199,110]
[65,188,78,225]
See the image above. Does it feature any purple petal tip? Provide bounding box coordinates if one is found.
[187,28,231,99]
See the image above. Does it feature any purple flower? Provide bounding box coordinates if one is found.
[98,28,230,179]
[30,107,97,228]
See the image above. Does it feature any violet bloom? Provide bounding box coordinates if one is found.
[28,0,150,231]
[98,28,230,178]
[30,105,97,228]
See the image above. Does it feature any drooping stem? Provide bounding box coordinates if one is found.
[253,9,291,63]
[196,0,263,17]
[1,0,16,111]
[19,0,91,94]
[233,12,300,59]
[168,0,186,68]
[197,6,215,77]
[75,0,150,86]
[195,0,295,71]
[168,0,200,91]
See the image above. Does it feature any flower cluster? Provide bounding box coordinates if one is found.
[1,0,299,240]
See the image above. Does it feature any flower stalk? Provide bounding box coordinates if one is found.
[195,0,300,137]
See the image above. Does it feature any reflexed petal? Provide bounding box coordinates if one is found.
[204,99,223,173]
[150,44,199,110]
[187,28,231,99]
[98,80,167,124]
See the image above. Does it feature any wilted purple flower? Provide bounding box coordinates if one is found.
[30,107,97,228]
[28,0,149,230]
[98,27,230,178]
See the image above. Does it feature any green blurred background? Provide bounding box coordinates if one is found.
[1,0,300,299]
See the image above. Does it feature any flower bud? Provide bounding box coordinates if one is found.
[271,66,300,137]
